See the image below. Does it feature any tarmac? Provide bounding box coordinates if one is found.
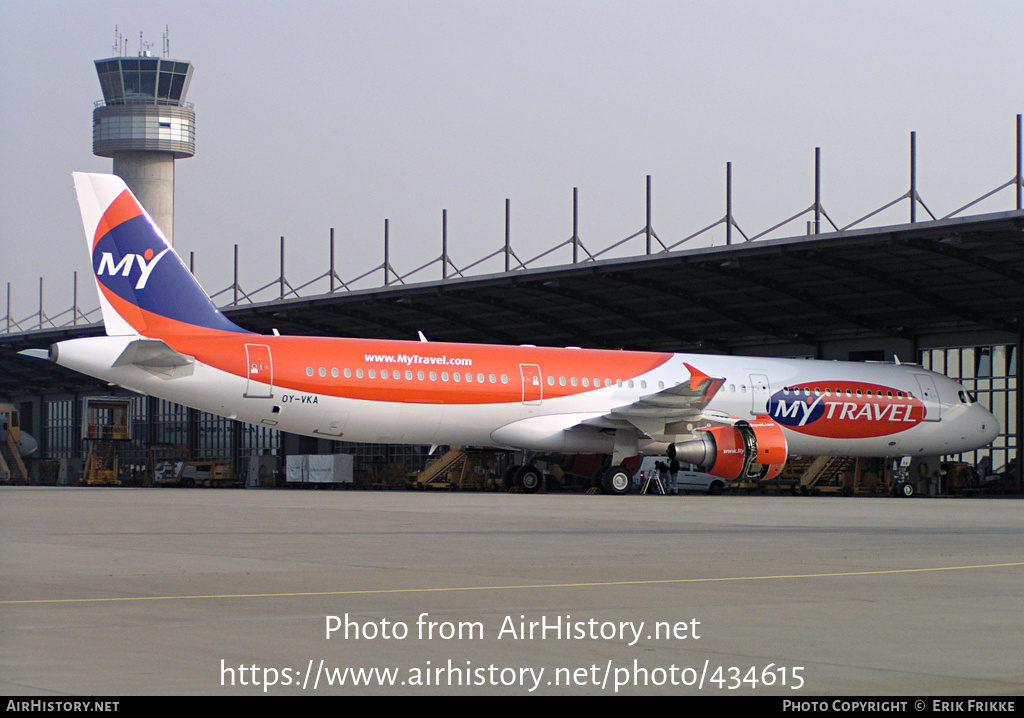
[1,486,1021,696]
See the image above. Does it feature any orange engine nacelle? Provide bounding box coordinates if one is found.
[668,416,788,481]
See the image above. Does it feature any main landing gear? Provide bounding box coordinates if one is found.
[599,465,632,495]
[504,461,633,495]
[504,463,543,493]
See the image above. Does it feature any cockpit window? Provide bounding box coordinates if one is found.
[958,390,974,405]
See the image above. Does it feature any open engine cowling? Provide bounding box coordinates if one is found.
[667,416,788,481]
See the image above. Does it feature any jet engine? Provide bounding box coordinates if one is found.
[667,417,788,481]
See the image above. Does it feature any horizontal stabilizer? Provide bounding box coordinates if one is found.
[112,338,194,378]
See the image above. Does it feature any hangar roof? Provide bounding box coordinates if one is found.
[2,209,1022,398]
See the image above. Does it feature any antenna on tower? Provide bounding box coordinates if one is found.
[112,25,123,56]
[139,31,154,57]
[163,25,170,58]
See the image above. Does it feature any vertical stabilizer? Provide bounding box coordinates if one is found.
[72,173,247,337]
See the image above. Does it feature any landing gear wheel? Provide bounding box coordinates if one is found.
[516,466,542,494]
[503,464,522,492]
[897,481,915,498]
[601,465,632,495]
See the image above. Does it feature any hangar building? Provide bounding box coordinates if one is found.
[0,43,1020,493]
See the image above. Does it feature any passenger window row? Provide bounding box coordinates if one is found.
[302,367,668,392]
[305,366,510,384]
[780,386,911,399]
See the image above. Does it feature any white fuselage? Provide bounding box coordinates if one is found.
[58,172,999,470]
[53,333,998,460]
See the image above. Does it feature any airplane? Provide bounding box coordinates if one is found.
[16,431,38,458]
[0,403,38,457]
[0,402,36,483]
[42,173,999,494]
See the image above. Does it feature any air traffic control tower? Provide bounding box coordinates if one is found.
[92,48,195,244]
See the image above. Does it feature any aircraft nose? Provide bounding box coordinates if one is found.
[18,432,39,457]
[975,404,999,446]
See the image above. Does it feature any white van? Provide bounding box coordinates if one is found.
[633,457,730,495]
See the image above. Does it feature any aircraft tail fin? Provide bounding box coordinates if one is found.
[73,173,247,337]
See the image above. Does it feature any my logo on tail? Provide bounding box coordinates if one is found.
[96,248,171,290]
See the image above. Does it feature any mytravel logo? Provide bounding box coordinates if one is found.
[95,247,172,290]
[767,381,924,439]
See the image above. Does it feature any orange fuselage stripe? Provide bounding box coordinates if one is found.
[162,332,675,405]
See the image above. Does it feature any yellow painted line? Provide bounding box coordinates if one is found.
[2,562,1021,606]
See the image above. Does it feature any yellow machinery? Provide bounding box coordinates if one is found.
[83,443,119,486]
[0,403,29,483]
[81,397,132,486]
[759,456,886,496]
[939,461,981,495]
[412,447,501,491]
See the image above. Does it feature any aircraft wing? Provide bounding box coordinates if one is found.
[582,362,726,438]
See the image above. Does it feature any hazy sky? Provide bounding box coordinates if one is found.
[2,0,1022,324]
